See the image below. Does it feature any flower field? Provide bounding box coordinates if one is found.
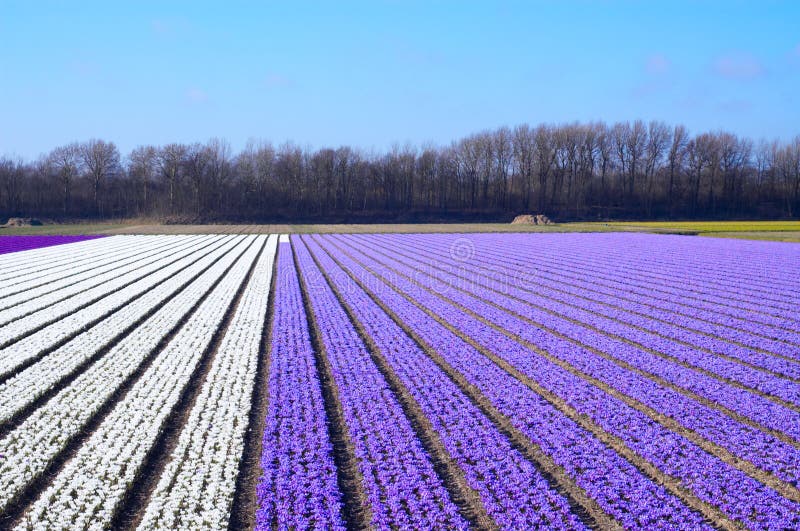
[0,233,798,530]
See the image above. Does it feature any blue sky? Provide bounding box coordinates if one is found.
[2,0,799,159]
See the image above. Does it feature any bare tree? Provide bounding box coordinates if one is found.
[687,133,718,216]
[717,133,751,214]
[205,138,232,215]
[275,142,304,212]
[596,123,613,212]
[49,143,81,215]
[704,133,722,215]
[576,124,598,216]
[128,145,158,214]
[79,139,121,216]
[494,126,513,209]
[183,143,210,215]
[612,122,630,200]
[0,157,24,217]
[4,122,800,222]
[777,137,800,216]
[626,120,647,202]
[335,146,357,212]
[157,144,187,215]
[513,124,535,210]
[476,133,494,207]
[667,125,689,215]
[534,125,556,213]
[457,136,481,209]
[643,121,670,216]
[30,155,53,214]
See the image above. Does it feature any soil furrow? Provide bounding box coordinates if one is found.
[303,236,499,531]
[313,236,659,531]
[227,241,280,531]
[331,237,800,496]
[0,235,222,348]
[111,236,266,530]
[292,241,372,530]
[0,237,252,530]
[319,235,785,529]
[0,236,189,307]
[349,235,800,417]
[0,235,231,389]
[376,235,800,360]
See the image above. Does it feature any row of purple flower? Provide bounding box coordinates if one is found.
[0,235,105,255]
[255,232,800,529]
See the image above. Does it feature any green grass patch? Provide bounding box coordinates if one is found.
[595,220,800,233]
[702,231,800,242]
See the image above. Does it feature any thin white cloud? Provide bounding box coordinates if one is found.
[713,52,765,80]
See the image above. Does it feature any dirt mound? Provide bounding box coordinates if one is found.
[162,215,205,225]
[511,214,552,225]
[2,217,43,227]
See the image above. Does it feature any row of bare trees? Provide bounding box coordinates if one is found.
[1,122,799,222]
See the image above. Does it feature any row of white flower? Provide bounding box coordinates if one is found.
[0,236,162,294]
[0,236,230,381]
[0,234,127,272]
[0,235,133,280]
[0,236,208,323]
[0,236,253,517]
[0,236,239,425]
[0,237,198,320]
[17,236,265,529]
[0,235,190,302]
[138,234,277,530]
[0,236,221,347]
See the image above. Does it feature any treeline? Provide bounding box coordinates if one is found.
[1,121,799,222]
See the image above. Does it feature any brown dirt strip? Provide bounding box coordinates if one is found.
[468,241,800,354]
[111,237,267,530]
[368,236,800,373]
[292,241,372,530]
[389,234,800,353]
[311,235,704,531]
[506,236,800,305]
[101,223,599,235]
[300,236,499,531]
[386,233,800,351]
[346,235,800,444]
[0,237,255,530]
[228,242,280,531]
[475,238,800,326]
[386,231,800,328]
[0,236,239,436]
[321,237,800,508]
[348,235,800,417]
